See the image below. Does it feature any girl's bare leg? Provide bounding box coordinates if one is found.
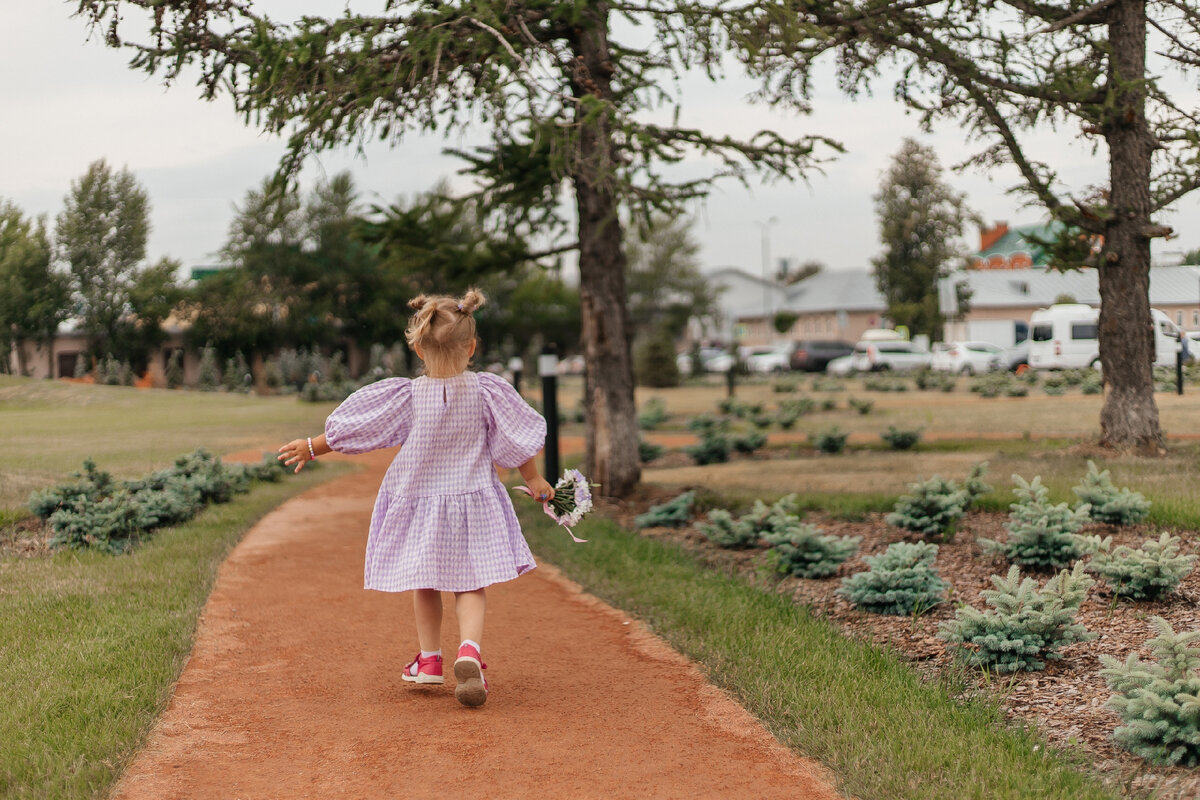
[454,589,486,647]
[412,589,443,652]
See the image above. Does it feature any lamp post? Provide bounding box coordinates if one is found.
[758,216,779,339]
[539,345,560,480]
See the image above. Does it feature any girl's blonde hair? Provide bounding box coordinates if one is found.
[405,288,486,376]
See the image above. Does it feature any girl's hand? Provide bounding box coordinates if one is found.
[524,476,555,504]
[278,439,312,473]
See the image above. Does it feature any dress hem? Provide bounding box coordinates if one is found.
[363,563,536,593]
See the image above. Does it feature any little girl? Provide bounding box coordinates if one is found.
[278,289,554,708]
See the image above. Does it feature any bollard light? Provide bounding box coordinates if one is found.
[539,346,560,480]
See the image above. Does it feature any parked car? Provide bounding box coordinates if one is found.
[930,341,1005,375]
[744,344,793,373]
[700,348,736,373]
[790,340,855,372]
[825,355,856,376]
[850,339,932,372]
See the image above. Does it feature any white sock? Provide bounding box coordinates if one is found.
[460,639,481,654]
[420,649,441,660]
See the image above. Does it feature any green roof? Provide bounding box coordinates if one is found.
[974,222,1065,267]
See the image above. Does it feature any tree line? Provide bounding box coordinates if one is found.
[0,159,715,389]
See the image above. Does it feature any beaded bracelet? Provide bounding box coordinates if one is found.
[307,437,317,461]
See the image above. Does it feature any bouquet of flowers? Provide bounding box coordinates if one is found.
[515,468,595,543]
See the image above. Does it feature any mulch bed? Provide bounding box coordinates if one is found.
[603,486,1200,799]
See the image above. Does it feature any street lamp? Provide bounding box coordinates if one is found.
[757,216,779,337]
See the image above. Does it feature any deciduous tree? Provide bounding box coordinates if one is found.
[56,159,150,361]
[0,201,70,376]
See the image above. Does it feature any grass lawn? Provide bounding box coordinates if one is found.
[0,462,348,800]
[542,373,1200,441]
[0,377,345,799]
[0,377,336,510]
[522,508,1118,800]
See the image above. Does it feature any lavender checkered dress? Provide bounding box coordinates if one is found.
[324,371,546,592]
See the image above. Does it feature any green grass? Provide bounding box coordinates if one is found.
[0,376,335,510]
[0,463,347,800]
[523,510,1118,800]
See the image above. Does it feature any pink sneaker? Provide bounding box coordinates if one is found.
[453,643,489,707]
[401,652,444,685]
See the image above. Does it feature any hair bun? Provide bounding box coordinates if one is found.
[458,288,486,315]
[407,294,430,312]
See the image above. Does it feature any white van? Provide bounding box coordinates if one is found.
[1028,304,1180,369]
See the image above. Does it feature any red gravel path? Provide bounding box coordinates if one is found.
[111,450,843,799]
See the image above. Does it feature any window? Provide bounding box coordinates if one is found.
[1193,310,1199,327]
[1071,322,1098,340]
[1014,321,1029,345]
[1032,324,1053,342]
[1177,311,1184,326]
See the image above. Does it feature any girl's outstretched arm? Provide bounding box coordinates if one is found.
[517,458,555,503]
[278,433,331,473]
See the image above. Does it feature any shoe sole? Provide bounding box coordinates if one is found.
[401,673,444,685]
[453,657,487,707]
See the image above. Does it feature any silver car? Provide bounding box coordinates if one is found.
[851,340,933,372]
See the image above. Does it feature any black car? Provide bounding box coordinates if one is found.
[789,340,856,372]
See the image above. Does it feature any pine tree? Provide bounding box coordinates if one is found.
[939,563,1095,673]
[871,139,973,340]
[1101,617,1200,766]
[733,0,1200,451]
[78,1,830,498]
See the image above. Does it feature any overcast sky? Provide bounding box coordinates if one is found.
[3,3,1197,279]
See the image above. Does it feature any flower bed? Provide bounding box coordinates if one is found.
[617,489,1200,797]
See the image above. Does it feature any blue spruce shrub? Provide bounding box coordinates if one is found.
[1072,460,1150,526]
[634,491,695,530]
[1102,617,1200,766]
[978,474,1094,570]
[836,541,947,615]
[938,563,1095,673]
[765,522,860,578]
[1088,532,1196,601]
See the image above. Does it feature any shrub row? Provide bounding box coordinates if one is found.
[28,450,290,553]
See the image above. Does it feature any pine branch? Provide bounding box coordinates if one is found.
[1040,0,1119,33]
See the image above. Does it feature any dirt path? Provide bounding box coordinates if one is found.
[113,450,843,799]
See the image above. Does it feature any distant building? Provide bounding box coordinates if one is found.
[968,220,1102,271]
[940,265,1200,340]
[704,267,790,343]
[711,267,887,345]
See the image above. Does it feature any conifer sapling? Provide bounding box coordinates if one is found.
[1088,532,1196,601]
[1101,617,1200,766]
[938,563,1096,673]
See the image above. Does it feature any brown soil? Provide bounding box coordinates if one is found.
[112,449,844,800]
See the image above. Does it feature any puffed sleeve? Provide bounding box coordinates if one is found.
[324,378,413,454]
[478,372,547,468]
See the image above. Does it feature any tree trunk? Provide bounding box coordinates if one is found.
[570,2,641,497]
[1098,0,1163,453]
